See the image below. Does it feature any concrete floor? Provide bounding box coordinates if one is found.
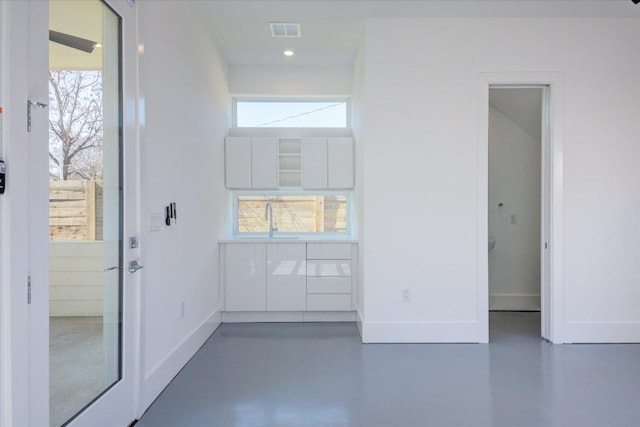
[50,316,105,427]
[137,312,640,427]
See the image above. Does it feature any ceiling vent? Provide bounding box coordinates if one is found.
[269,23,301,38]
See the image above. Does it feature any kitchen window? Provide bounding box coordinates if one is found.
[234,193,350,236]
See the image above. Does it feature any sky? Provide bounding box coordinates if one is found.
[237,101,347,128]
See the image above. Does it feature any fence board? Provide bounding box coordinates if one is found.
[49,180,103,241]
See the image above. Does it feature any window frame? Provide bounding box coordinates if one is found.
[233,190,352,238]
[232,97,351,129]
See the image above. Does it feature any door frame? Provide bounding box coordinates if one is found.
[477,72,565,344]
[0,1,49,425]
[0,1,142,426]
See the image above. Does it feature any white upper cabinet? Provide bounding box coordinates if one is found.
[225,137,252,189]
[301,137,328,189]
[251,137,278,189]
[225,136,354,190]
[328,137,354,189]
[225,137,278,189]
[301,137,354,190]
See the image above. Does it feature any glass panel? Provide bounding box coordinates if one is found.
[236,101,347,128]
[237,195,348,234]
[48,1,122,425]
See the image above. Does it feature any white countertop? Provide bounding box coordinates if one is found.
[219,238,358,243]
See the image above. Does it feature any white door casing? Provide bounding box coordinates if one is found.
[478,72,565,344]
[0,1,49,425]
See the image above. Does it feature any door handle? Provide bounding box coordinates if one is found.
[104,266,120,272]
[128,260,144,274]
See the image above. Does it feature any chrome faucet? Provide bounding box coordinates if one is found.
[264,202,278,237]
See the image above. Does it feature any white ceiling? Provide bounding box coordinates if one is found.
[190,0,640,66]
[50,0,103,70]
[490,88,542,140]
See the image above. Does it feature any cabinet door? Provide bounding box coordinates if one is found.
[267,243,307,311]
[328,137,354,189]
[251,137,278,189]
[225,137,252,189]
[301,137,328,189]
[226,243,266,311]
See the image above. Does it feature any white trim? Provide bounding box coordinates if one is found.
[479,72,565,344]
[355,309,364,341]
[139,308,222,412]
[561,322,640,343]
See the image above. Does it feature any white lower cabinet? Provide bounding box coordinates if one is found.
[307,294,351,311]
[306,243,353,311]
[223,241,355,313]
[267,243,306,311]
[225,243,267,311]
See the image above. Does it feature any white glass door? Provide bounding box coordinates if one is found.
[48,1,124,425]
[2,0,141,425]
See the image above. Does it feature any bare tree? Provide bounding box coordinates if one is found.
[48,70,103,180]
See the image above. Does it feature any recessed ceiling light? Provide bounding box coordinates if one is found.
[270,22,301,38]
[283,50,294,57]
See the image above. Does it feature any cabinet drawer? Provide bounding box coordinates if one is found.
[307,277,351,294]
[307,243,351,260]
[306,294,351,311]
[306,260,351,277]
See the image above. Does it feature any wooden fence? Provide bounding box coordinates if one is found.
[49,180,103,241]
[237,196,347,233]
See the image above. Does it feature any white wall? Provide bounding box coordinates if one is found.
[138,1,230,412]
[228,64,352,96]
[359,18,640,343]
[488,105,540,311]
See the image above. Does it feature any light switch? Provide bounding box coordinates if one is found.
[510,214,517,224]
[149,212,163,232]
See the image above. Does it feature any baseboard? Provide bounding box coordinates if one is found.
[489,293,540,311]
[361,320,482,343]
[561,321,640,343]
[222,311,355,323]
[356,309,364,341]
[139,307,222,413]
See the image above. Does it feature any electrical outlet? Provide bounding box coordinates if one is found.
[510,214,517,224]
[180,301,185,319]
[402,289,411,303]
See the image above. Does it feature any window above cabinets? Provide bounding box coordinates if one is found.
[233,98,349,129]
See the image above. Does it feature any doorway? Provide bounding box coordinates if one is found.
[480,75,565,344]
[488,87,543,340]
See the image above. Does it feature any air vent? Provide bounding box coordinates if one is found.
[269,23,301,38]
